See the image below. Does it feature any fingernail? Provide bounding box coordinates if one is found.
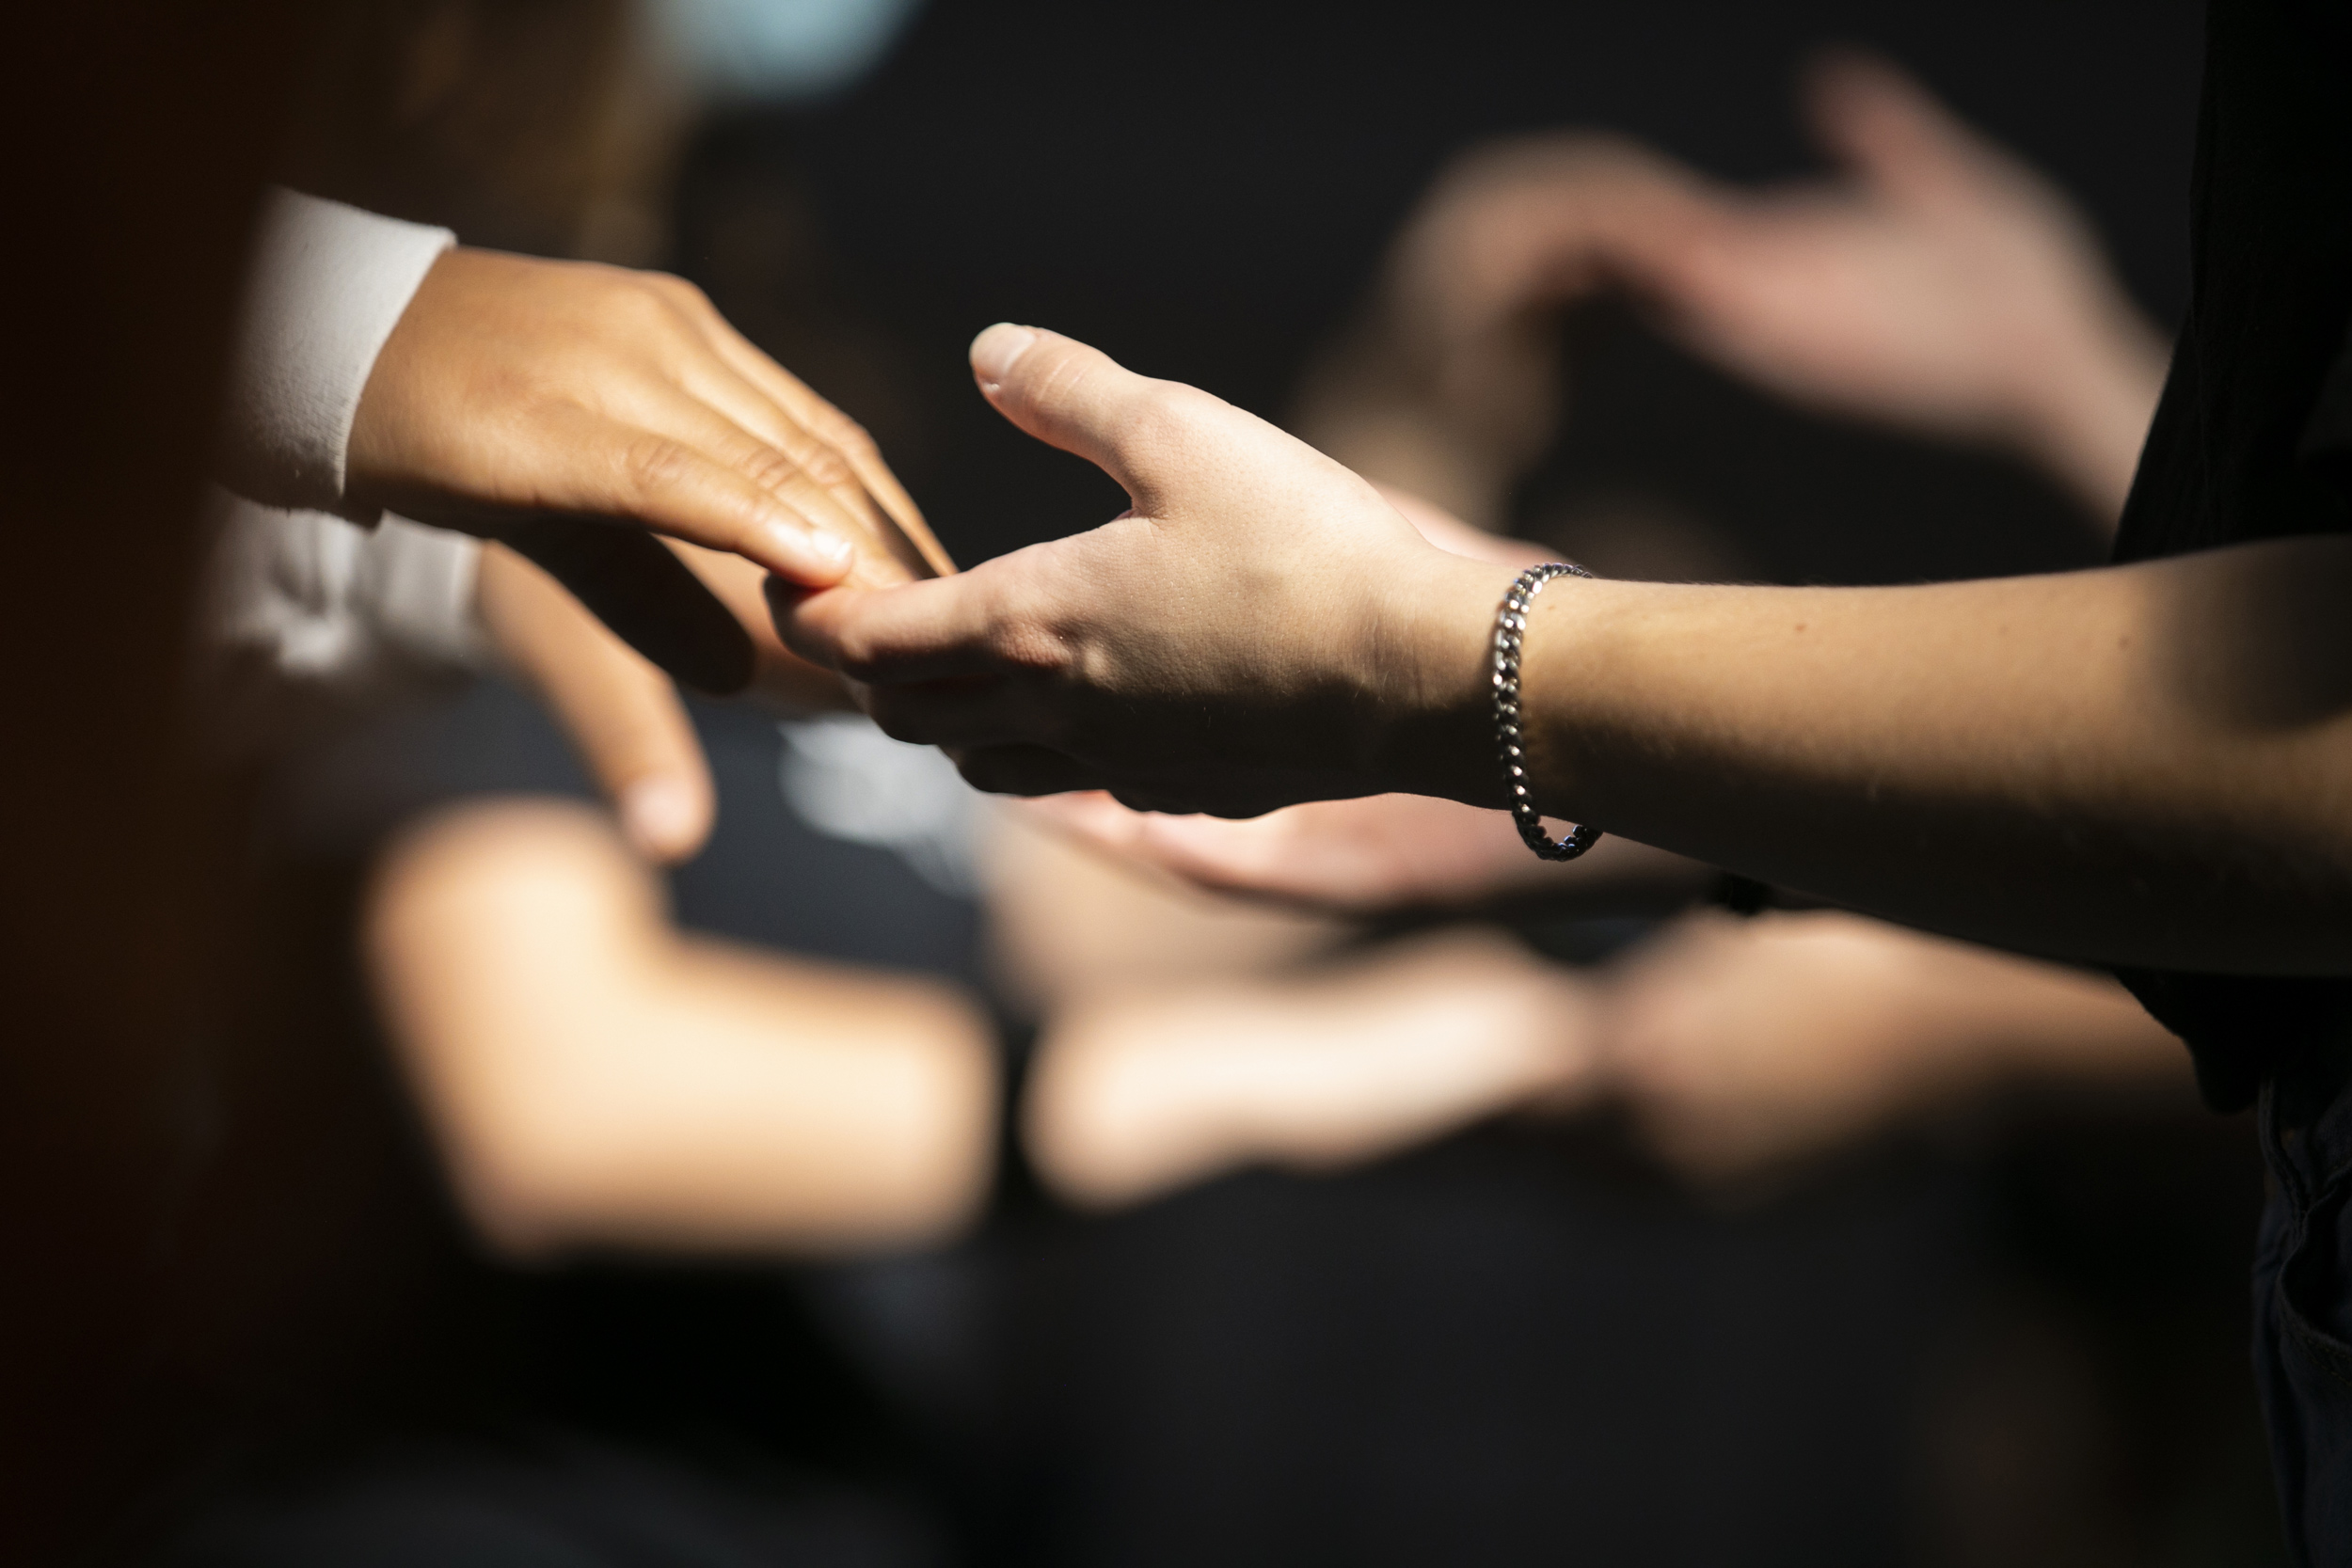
[970,323,1039,389]
[622,776,701,861]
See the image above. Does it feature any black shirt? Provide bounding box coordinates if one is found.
[2110,0,2352,1110]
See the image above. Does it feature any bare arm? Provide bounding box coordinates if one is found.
[367,800,995,1258]
[1482,537,2352,972]
[785,329,2352,974]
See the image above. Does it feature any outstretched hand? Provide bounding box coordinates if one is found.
[1377,51,2166,516]
[782,325,1516,816]
[351,248,951,690]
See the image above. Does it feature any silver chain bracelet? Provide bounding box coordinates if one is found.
[1494,562,1604,861]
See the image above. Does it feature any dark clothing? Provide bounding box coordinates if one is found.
[2108,0,2352,1115]
[2254,1042,2352,1564]
[2107,3,2352,1560]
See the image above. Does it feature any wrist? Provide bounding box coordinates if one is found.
[1357,551,1528,804]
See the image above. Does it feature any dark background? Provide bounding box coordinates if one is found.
[8,3,2279,1564]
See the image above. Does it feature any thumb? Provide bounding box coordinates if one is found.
[477,545,718,863]
[969,325,1205,502]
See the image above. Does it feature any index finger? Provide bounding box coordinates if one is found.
[669,283,959,578]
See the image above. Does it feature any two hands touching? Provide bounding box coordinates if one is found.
[779,55,2169,830]
[344,245,953,861]
[784,56,2352,988]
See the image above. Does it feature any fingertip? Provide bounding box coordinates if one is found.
[750,518,857,587]
[620,774,711,863]
[970,323,1041,392]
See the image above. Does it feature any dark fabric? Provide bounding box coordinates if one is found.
[2107,0,2352,1115]
[2252,1033,2352,1566]
[167,1431,946,1568]
[2107,6,2352,1559]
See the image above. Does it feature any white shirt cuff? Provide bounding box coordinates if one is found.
[201,489,487,703]
[220,189,454,518]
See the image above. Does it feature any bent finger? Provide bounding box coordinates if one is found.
[475,545,718,863]
[691,314,957,578]
[627,388,914,585]
[532,403,856,587]
[506,519,756,696]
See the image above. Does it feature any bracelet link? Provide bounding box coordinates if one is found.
[1494,562,1603,862]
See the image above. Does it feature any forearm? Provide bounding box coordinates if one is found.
[1025,930,1590,1209]
[497,942,994,1257]
[1391,535,2352,970]
[370,803,997,1258]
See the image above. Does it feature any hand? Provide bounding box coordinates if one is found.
[474,538,857,863]
[351,248,953,688]
[1377,52,2168,518]
[784,325,1515,816]
[1023,790,1695,914]
[999,489,1707,912]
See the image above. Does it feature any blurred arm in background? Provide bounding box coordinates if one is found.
[993,56,2189,1206]
[367,796,996,1258]
[1049,51,2169,915]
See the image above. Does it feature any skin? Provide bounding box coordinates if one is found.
[1025,927,1597,1210]
[1306,51,2165,531]
[1005,75,2187,1204]
[784,330,2352,974]
[348,245,950,689]
[476,536,859,863]
[366,800,995,1258]
[1032,56,2169,917]
[1597,911,2185,1188]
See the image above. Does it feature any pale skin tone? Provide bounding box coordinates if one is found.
[1037,56,2169,911]
[366,799,995,1259]
[783,321,2352,976]
[476,536,860,862]
[1001,70,2186,1203]
[1310,51,2165,525]
[360,61,2194,1230]
[995,804,2184,1205]
[782,57,2333,982]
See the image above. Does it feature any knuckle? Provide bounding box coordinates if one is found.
[734,443,804,496]
[794,441,855,489]
[985,612,1071,678]
[644,270,709,309]
[618,433,700,498]
[818,409,878,454]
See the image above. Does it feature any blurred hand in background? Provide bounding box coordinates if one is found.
[1313,50,2169,528]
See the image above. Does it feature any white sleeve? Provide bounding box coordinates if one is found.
[218,189,454,518]
[196,488,489,756]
